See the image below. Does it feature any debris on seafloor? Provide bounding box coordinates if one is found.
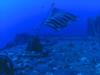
[87,17,96,37]
[0,55,15,75]
[87,16,100,37]
[87,18,95,36]
[1,33,34,50]
[95,16,100,37]
[26,36,43,52]
[44,7,77,31]
[14,33,34,45]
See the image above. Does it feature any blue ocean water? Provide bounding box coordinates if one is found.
[0,0,100,75]
[0,0,100,47]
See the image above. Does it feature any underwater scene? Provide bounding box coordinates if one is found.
[0,0,100,75]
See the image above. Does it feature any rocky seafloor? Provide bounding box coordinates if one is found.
[0,36,100,75]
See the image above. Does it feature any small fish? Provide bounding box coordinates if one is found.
[44,8,77,31]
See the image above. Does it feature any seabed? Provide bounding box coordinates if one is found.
[0,35,100,75]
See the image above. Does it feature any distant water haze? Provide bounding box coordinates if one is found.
[0,0,100,48]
